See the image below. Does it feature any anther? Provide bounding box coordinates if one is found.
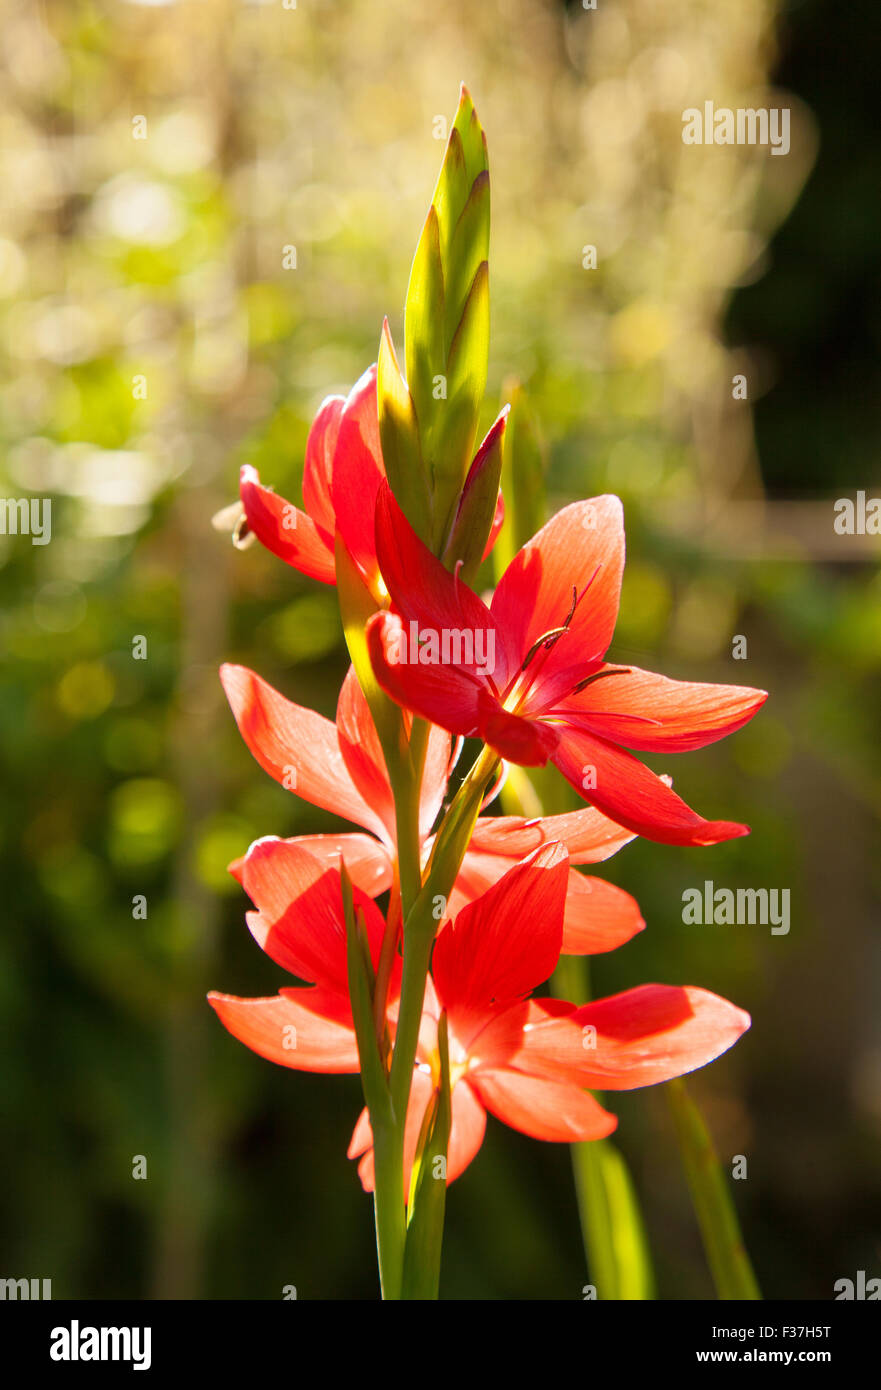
[571,666,632,695]
[521,626,569,669]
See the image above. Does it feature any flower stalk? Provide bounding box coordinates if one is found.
[208,85,768,1307]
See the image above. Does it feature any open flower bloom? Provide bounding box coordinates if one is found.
[208,840,400,1073]
[220,661,645,954]
[208,842,749,1190]
[239,366,504,599]
[346,846,751,1191]
[366,483,768,847]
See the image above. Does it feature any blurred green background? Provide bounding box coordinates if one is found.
[1,0,878,1299]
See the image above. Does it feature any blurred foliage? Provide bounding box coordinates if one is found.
[0,0,878,1300]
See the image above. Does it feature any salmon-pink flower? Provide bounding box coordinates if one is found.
[208,843,749,1189]
[220,661,645,954]
[203,842,748,1191]
[366,484,768,847]
[240,366,503,597]
[208,840,400,1073]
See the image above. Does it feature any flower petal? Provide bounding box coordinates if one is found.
[301,395,344,539]
[447,851,642,956]
[469,804,637,865]
[516,985,750,1090]
[366,611,483,735]
[552,726,751,846]
[330,366,385,587]
[374,481,514,683]
[580,984,751,1089]
[220,663,389,843]
[469,1068,617,1142]
[490,496,625,671]
[420,722,454,843]
[559,873,646,955]
[208,988,359,1072]
[336,666,397,843]
[483,487,505,560]
[239,465,336,583]
[476,692,560,766]
[560,664,768,752]
[240,838,388,995]
[432,844,569,1021]
[239,832,393,899]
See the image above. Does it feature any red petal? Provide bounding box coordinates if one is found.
[208,989,359,1072]
[559,873,645,955]
[490,496,624,672]
[366,611,483,735]
[446,851,642,956]
[476,693,560,766]
[374,482,514,683]
[330,366,385,587]
[469,1068,617,1142]
[240,838,388,995]
[447,1080,488,1181]
[516,985,750,1090]
[336,667,396,843]
[552,726,751,846]
[239,465,336,583]
[483,487,505,560]
[469,805,637,865]
[301,395,344,539]
[560,664,768,752]
[420,722,454,843]
[220,664,390,843]
[432,845,569,1022]
[243,832,393,899]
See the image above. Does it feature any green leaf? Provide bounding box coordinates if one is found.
[667,1078,761,1300]
[341,867,388,1127]
[445,258,489,409]
[401,1013,452,1300]
[444,171,490,346]
[442,406,507,583]
[401,85,491,554]
[377,318,431,540]
[554,953,655,1301]
[430,260,490,547]
[571,1138,656,1300]
[405,208,446,439]
[451,84,488,190]
[431,128,470,252]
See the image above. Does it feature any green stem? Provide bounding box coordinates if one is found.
[389,744,498,1125]
[341,871,406,1299]
[401,1013,452,1299]
[372,879,401,1045]
[389,718,429,915]
[553,952,655,1300]
[370,1122,407,1300]
[667,1077,761,1300]
[367,733,499,1299]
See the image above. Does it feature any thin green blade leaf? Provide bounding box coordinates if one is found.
[667,1077,761,1300]
[401,1014,452,1300]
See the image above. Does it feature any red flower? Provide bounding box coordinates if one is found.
[366,483,768,846]
[239,366,504,597]
[208,842,749,1189]
[208,839,400,1073]
[220,661,645,954]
